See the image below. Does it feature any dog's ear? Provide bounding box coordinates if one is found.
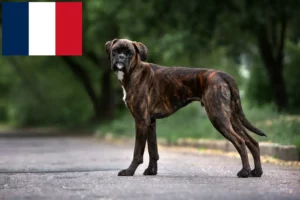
[132,42,148,61]
[105,38,118,60]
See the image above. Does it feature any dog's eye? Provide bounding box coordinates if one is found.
[112,50,117,56]
[128,52,133,57]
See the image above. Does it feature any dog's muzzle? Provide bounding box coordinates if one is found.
[117,63,124,70]
[112,63,125,72]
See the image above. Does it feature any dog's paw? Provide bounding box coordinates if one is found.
[143,166,157,176]
[250,168,263,177]
[237,168,251,178]
[118,169,135,176]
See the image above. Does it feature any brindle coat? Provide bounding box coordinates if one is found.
[105,38,266,178]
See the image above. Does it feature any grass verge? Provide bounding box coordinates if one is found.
[96,102,300,148]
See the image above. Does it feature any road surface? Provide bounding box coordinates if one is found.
[0,136,299,200]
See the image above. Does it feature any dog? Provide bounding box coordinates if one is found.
[105,38,266,178]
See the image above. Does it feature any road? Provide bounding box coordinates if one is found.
[0,136,299,200]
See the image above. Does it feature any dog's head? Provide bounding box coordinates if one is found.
[105,38,148,73]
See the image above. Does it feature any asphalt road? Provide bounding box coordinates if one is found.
[0,136,299,200]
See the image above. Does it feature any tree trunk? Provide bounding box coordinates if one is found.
[267,65,288,111]
[99,69,114,120]
[62,56,117,122]
[62,57,102,120]
[256,19,288,111]
[258,46,289,111]
[86,53,116,121]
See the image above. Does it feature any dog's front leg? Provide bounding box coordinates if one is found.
[118,119,149,176]
[143,119,159,175]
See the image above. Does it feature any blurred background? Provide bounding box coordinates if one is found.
[0,0,299,147]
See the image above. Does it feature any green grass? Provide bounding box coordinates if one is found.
[96,102,300,148]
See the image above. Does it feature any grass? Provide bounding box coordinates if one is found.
[96,101,300,148]
[0,123,13,131]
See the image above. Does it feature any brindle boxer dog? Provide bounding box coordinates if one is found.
[105,38,266,178]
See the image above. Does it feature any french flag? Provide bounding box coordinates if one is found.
[2,2,82,56]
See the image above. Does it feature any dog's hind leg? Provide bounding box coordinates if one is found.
[143,119,159,175]
[211,118,251,177]
[204,85,251,178]
[243,130,263,177]
[231,117,263,177]
[231,118,263,177]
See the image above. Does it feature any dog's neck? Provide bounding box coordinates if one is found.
[117,61,152,89]
[116,61,152,107]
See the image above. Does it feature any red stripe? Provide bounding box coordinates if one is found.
[55,2,82,56]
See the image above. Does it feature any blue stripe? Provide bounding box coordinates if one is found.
[2,2,29,56]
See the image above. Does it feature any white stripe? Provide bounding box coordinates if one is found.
[121,85,127,107]
[117,71,124,81]
[29,2,55,56]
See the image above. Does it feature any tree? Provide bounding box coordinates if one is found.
[236,0,300,111]
[147,0,300,111]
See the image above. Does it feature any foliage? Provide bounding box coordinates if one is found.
[246,59,274,106]
[246,41,300,112]
[0,0,300,128]
[285,42,300,111]
[0,57,92,126]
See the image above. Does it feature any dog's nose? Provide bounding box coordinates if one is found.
[118,54,125,60]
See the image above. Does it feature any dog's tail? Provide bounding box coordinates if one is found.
[220,72,266,137]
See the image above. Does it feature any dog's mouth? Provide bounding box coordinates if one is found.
[112,63,125,72]
[117,63,124,69]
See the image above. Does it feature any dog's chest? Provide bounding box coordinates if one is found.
[121,85,127,106]
[117,71,127,107]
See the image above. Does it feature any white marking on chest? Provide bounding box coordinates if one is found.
[116,71,127,106]
[121,85,127,107]
[117,71,124,81]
